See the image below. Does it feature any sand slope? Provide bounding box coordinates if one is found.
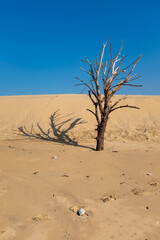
[0,95,160,143]
[0,95,160,240]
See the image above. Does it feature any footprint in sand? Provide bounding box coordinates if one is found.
[32,213,49,222]
[100,195,117,203]
[149,181,160,187]
[8,146,15,149]
[131,188,149,196]
[0,227,16,240]
[120,181,125,185]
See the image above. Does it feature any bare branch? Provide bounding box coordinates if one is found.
[102,60,108,77]
[80,67,93,76]
[96,54,99,70]
[110,83,142,91]
[110,104,140,113]
[123,55,142,72]
[75,77,96,96]
[97,42,107,75]
[123,83,142,87]
[109,96,127,110]
[88,90,96,105]
[129,75,142,82]
[92,44,106,114]
[88,91,100,125]
[109,56,142,96]
[87,109,100,125]
[111,42,124,75]
[126,56,142,76]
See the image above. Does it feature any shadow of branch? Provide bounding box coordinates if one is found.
[17,110,93,150]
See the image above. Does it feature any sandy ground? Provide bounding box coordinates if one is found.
[0,94,160,240]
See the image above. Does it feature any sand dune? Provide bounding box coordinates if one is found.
[0,94,160,240]
[0,95,160,143]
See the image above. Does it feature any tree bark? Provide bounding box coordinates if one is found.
[96,118,108,151]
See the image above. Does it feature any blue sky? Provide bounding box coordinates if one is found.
[0,0,159,96]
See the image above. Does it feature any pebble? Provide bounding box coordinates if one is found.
[120,182,125,185]
[146,172,152,176]
[32,171,39,175]
[61,174,69,177]
[77,208,85,216]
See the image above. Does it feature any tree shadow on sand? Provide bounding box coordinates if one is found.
[17,110,93,150]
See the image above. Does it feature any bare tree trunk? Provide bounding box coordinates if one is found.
[96,118,108,151]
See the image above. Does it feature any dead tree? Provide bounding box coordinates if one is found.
[75,41,142,151]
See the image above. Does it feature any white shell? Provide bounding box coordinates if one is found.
[52,156,57,159]
[77,208,85,216]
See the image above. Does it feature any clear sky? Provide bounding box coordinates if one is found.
[0,0,159,96]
